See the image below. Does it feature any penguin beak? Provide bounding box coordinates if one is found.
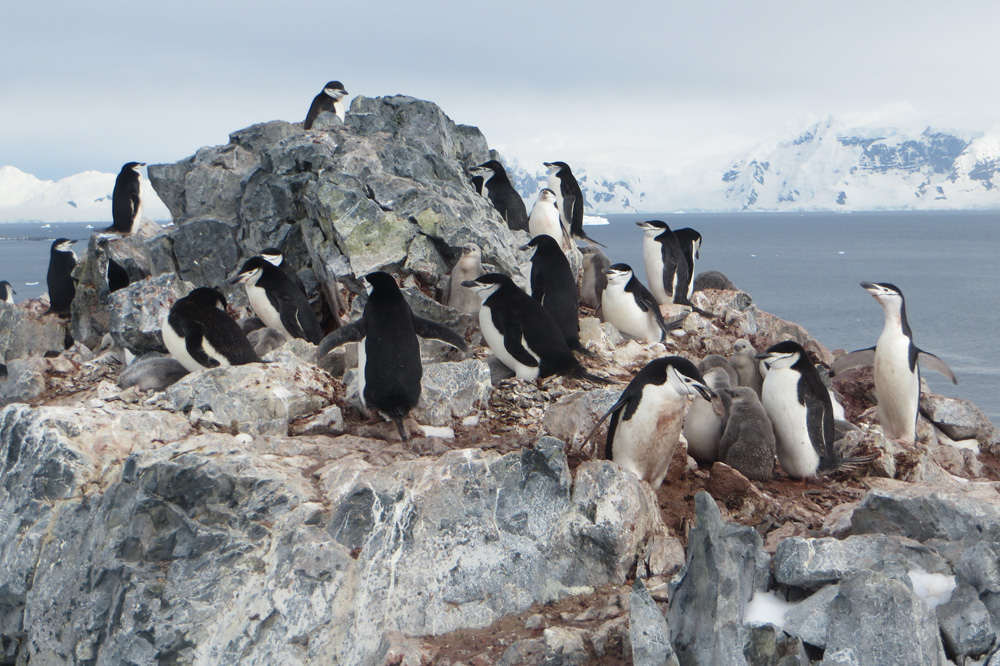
[230,273,248,285]
[460,280,480,289]
[860,281,876,290]
[694,384,715,401]
[755,353,772,370]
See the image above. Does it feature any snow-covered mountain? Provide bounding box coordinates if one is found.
[506,121,1000,214]
[0,166,170,223]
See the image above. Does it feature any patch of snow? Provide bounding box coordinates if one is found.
[908,568,955,609]
[743,591,801,628]
[420,425,454,438]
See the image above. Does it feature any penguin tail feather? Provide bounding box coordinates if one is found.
[393,417,409,442]
[571,365,613,385]
[832,452,880,473]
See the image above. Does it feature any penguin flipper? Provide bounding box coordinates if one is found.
[831,347,876,376]
[184,330,220,369]
[805,388,837,467]
[317,321,365,358]
[916,350,957,384]
[502,322,540,369]
[129,179,141,222]
[580,393,629,458]
[411,316,468,352]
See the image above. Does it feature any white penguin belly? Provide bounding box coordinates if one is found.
[762,368,820,479]
[602,284,661,343]
[357,339,368,408]
[246,284,292,339]
[642,239,668,305]
[613,386,686,489]
[529,203,562,242]
[479,305,540,380]
[874,333,920,442]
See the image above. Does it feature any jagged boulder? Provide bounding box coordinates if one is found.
[0,301,66,363]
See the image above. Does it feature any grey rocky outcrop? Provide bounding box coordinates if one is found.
[630,578,679,666]
[0,301,66,363]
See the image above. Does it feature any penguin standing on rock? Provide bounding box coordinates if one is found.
[46,238,77,317]
[544,161,604,246]
[579,246,610,312]
[758,340,874,479]
[0,281,15,305]
[442,243,485,315]
[317,272,468,441]
[304,81,348,129]
[832,282,956,445]
[233,256,324,345]
[673,228,702,302]
[105,162,145,234]
[601,264,686,344]
[528,188,570,247]
[582,356,714,489]
[637,220,684,305]
[162,287,261,373]
[462,273,609,384]
[522,235,582,352]
[469,161,528,232]
[260,248,307,295]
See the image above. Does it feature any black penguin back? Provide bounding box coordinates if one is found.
[46,240,77,315]
[111,163,142,233]
[360,272,423,417]
[526,235,580,349]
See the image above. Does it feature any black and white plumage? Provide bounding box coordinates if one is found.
[462,273,609,384]
[469,160,528,232]
[106,162,145,234]
[579,246,610,312]
[46,238,77,316]
[583,356,714,489]
[601,263,685,343]
[304,80,348,129]
[317,272,468,441]
[673,228,702,302]
[260,247,307,296]
[758,341,875,479]
[832,282,956,445]
[528,188,569,246]
[442,243,485,315]
[717,387,776,482]
[233,256,323,345]
[162,287,261,373]
[0,280,15,305]
[636,220,689,307]
[522,235,581,351]
[544,161,603,246]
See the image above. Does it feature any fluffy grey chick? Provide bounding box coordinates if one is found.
[443,243,485,314]
[718,387,776,482]
[731,338,764,397]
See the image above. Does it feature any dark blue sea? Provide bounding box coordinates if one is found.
[1,213,998,421]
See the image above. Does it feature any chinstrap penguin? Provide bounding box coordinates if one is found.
[583,356,714,489]
[522,235,582,352]
[46,238,78,317]
[317,272,468,441]
[462,273,609,384]
[469,161,528,232]
[105,162,145,234]
[579,246,610,312]
[758,341,874,479]
[544,161,603,246]
[601,263,685,344]
[0,281,15,305]
[528,188,569,247]
[717,387,776,482]
[673,228,702,302]
[304,81,348,129]
[442,243,485,315]
[162,287,261,373]
[233,256,324,345]
[260,248,307,296]
[832,281,956,445]
[637,220,685,306]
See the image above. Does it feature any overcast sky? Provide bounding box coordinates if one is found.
[4,1,1000,181]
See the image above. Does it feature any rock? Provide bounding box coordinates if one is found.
[781,584,840,649]
[921,393,1000,450]
[412,359,492,426]
[956,541,1000,595]
[629,578,679,666]
[0,302,67,363]
[542,626,589,665]
[541,388,620,457]
[169,218,241,289]
[936,583,995,660]
[165,354,332,436]
[667,492,770,664]
[823,570,948,665]
[0,355,48,405]
[641,534,686,578]
[108,273,193,354]
[773,534,950,589]
[850,480,1000,543]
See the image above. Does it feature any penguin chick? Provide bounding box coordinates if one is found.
[601,263,686,344]
[731,338,764,397]
[117,357,190,392]
[248,327,288,357]
[579,246,610,312]
[683,366,734,464]
[583,356,714,489]
[233,256,323,345]
[693,270,735,292]
[469,160,528,232]
[46,238,78,317]
[462,273,610,384]
[317,272,468,441]
[521,235,582,352]
[162,287,261,373]
[717,387,776,482]
[758,341,874,479]
[831,281,957,445]
[442,243,485,315]
[698,354,738,388]
[304,80,348,129]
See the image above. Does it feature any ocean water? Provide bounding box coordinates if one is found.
[1,212,997,421]
[585,210,1000,422]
